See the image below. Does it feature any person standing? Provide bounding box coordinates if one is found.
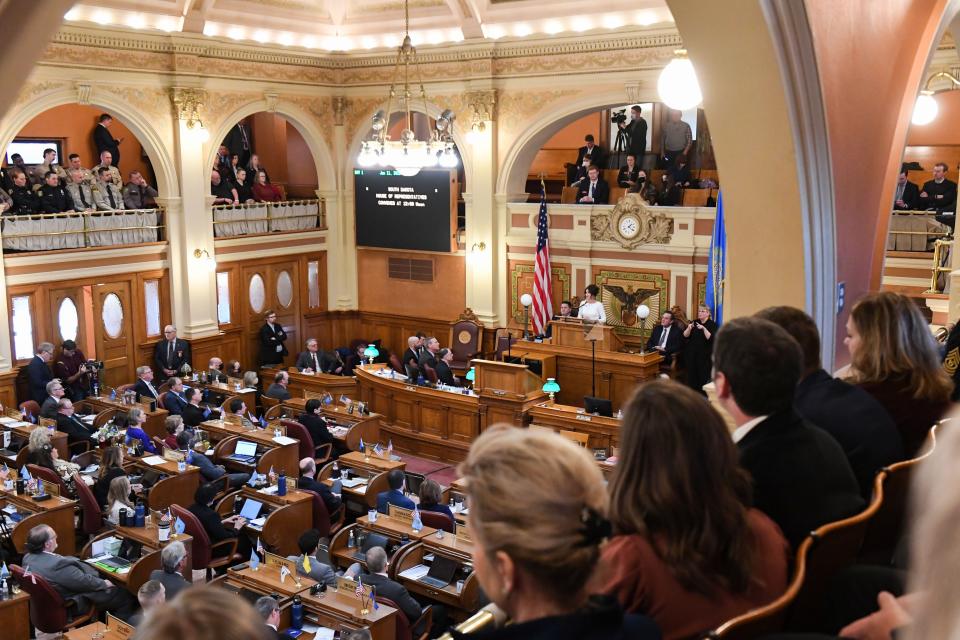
[682,305,716,394]
[661,109,693,168]
[258,310,288,367]
[53,340,92,400]
[154,325,191,382]
[27,342,55,404]
[93,113,123,168]
[578,285,606,324]
[621,105,648,162]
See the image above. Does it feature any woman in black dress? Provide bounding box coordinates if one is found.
[682,305,717,395]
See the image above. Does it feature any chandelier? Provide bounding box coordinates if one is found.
[657,49,702,111]
[356,0,458,176]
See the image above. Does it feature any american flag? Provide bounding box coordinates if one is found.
[356,576,365,598]
[532,180,553,335]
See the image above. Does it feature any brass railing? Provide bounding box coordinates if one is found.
[211,199,325,238]
[929,238,952,293]
[1,208,165,252]
[887,209,951,252]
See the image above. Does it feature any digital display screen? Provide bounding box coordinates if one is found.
[354,169,453,252]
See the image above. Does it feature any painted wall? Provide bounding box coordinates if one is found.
[356,248,466,321]
[907,89,960,146]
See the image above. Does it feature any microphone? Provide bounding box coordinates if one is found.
[436,604,507,639]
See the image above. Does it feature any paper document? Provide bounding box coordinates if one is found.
[249,516,267,527]
[398,564,430,580]
[340,477,367,488]
[91,536,120,557]
[141,455,166,466]
[272,436,297,446]
[0,417,16,425]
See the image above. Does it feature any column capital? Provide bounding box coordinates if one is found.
[466,90,497,123]
[170,87,207,124]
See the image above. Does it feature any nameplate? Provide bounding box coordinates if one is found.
[284,477,297,493]
[225,414,242,426]
[264,551,296,577]
[267,422,287,436]
[304,390,326,400]
[455,522,472,543]
[163,449,185,462]
[107,613,135,638]
[575,414,593,422]
[389,505,413,524]
[38,417,56,429]
[40,479,60,497]
[5,409,21,420]
[404,385,417,392]
[227,377,243,389]
[492,390,506,397]
[337,575,374,599]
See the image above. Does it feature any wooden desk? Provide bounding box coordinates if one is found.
[196,380,256,413]
[528,401,622,452]
[329,514,435,574]
[129,456,201,511]
[278,368,358,401]
[82,542,162,594]
[356,364,545,462]
[83,396,169,439]
[115,524,194,581]
[0,419,70,460]
[201,419,299,475]
[394,536,480,615]
[0,488,77,555]
[337,451,404,475]
[280,400,383,452]
[227,562,316,598]
[301,584,398,640]
[217,487,312,556]
[65,621,127,640]
[0,590,29,640]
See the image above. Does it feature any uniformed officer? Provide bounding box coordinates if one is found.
[65,169,96,212]
[30,148,68,188]
[66,153,96,186]
[92,150,123,188]
[93,167,125,211]
[39,172,74,213]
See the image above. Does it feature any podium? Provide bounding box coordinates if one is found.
[472,359,548,428]
[549,319,623,352]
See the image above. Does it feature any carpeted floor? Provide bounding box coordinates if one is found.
[398,451,459,486]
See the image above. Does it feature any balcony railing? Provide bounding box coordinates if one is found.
[887,210,951,252]
[2,208,165,252]
[212,199,324,238]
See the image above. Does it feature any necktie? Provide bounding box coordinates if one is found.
[78,187,89,208]
[659,328,668,348]
[312,353,319,372]
[590,182,595,198]
[167,341,174,364]
[107,186,116,208]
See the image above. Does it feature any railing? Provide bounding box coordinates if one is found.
[887,210,951,252]
[1,208,164,252]
[929,238,952,293]
[212,199,324,238]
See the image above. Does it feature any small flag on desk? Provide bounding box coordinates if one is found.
[412,506,423,531]
[268,466,275,479]
[174,517,186,535]
[249,547,259,570]
[372,585,379,610]
[248,471,260,487]
[355,576,365,598]
[387,440,393,456]
[20,465,31,481]
[256,537,264,554]
[259,415,268,429]
[202,407,212,419]
[373,442,383,457]
[339,395,349,406]
[22,565,36,584]
[321,393,333,406]
[0,562,8,578]
[359,437,365,453]
[279,564,291,584]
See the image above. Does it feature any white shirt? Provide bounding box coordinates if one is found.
[578,300,606,324]
[657,326,670,348]
[732,414,770,444]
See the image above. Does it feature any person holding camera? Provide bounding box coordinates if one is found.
[683,305,717,395]
[618,105,648,161]
[53,339,93,401]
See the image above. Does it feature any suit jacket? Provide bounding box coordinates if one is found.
[164,390,188,416]
[27,355,53,404]
[894,181,920,210]
[286,553,337,586]
[577,178,610,205]
[377,489,415,515]
[645,325,683,365]
[298,475,343,515]
[737,408,865,547]
[264,383,291,401]
[258,322,288,366]
[93,124,121,164]
[402,348,419,370]
[153,339,192,379]
[625,117,648,157]
[295,350,324,372]
[795,370,905,498]
[148,569,189,600]
[134,378,161,402]
[181,449,225,482]
[298,413,335,450]
[23,551,112,606]
[361,572,422,622]
[188,502,237,544]
[182,403,209,428]
[417,350,438,371]
[435,361,458,386]
[575,145,606,169]
[56,412,94,445]
[41,395,60,419]
[319,350,343,374]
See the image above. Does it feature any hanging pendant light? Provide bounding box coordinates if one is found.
[657,49,702,111]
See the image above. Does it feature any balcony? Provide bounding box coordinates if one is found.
[1,208,164,252]
[212,199,325,238]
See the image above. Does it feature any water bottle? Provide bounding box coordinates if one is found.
[347,529,355,548]
[92,382,100,397]
[331,461,340,479]
[134,502,145,527]
[177,458,186,473]
[0,578,7,601]
[277,469,287,496]
[234,494,243,515]
[291,595,303,629]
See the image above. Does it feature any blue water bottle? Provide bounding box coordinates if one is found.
[291,595,303,629]
[277,469,287,496]
[134,502,145,527]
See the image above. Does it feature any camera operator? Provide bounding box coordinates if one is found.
[53,340,94,401]
[617,105,648,162]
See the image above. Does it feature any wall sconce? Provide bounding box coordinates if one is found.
[470,241,486,253]
[912,71,960,125]
[194,248,217,272]
[173,88,211,142]
[465,119,486,145]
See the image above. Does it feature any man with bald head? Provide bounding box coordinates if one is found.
[65,168,96,212]
[211,169,238,205]
[154,324,192,382]
[92,150,122,188]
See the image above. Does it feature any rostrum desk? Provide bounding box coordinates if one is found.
[355,362,546,462]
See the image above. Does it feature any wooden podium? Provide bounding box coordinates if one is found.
[549,318,623,352]
[472,359,548,428]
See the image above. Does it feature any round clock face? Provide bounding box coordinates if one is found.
[618,214,640,239]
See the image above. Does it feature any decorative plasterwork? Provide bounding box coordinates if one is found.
[465,90,496,122]
[13,81,68,109]
[591,194,674,249]
[333,96,349,126]
[75,82,92,104]
[170,87,207,122]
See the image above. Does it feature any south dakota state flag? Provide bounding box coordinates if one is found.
[705,191,726,325]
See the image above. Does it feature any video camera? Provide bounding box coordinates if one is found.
[85,359,105,370]
[610,109,628,125]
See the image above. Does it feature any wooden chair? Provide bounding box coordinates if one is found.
[152,435,168,452]
[264,404,286,420]
[170,503,240,578]
[681,188,711,207]
[560,186,578,204]
[389,353,405,374]
[282,419,332,464]
[27,464,71,497]
[116,383,136,395]
[300,488,345,538]
[449,309,484,372]
[219,395,242,414]
[261,395,280,414]
[422,364,439,384]
[609,186,628,203]
[376,596,433,640]
[212,435,241,464]
[558,429,590,448]
[419,510,455,533]
[362,471,391,509]
[94,408,124,429]
[73,472,107,537]
[11,564,98,634]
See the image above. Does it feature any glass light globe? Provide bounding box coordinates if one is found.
[397,167,421,177]
[637,304,651,320]
[657,56,703,110]
[195,126,210,143]
[439,149,459,168]
[520,293,533,307]
[465,128,480,145]
[912,93,938,126]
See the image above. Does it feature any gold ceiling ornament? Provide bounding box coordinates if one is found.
[356,0,458,176]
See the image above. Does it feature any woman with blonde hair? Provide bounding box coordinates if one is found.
[682,305,717,395]
[27,428,80,481]
[452,425,659,639]
[845,291,952,455]
[106,475,135,525]
[597,380,788,639]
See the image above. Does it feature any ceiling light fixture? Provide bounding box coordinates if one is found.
[657,49,703,110]
[912,71,960,125]
[356,0,458,176]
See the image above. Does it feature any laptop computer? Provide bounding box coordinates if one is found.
[227,440,258,463]
[238,498,263,521]
[352,532,389,562]
[419,554,458,589]
[95,538,142,570]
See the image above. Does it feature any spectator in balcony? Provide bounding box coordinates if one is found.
[65,169,96,212]
[657,174,682,207]
[67,153,95,185]
[39,171,74,213]
[893,164,920,211]
[245,154,269,186]
[575,134,606,171]
[9,169,41,215]
[227,154,243,184]
[668,154,693,188]
[577,165,609,205]
[252,170,283,202]
[617,154,641,189]
[662,109,693,168]
[93,113,123,168]
[214,145,231,176]
[94,167,126,211]
[210,170,239,206]
[233,168,255,203]
[621,104,648,161]
[93,150,123,188]
[0,186,11,215]
[3,154,29,190]
[31,148,67,186]
[122,171,158,210]
[918,161,957,213]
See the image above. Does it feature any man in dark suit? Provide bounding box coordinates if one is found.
[40,379,66,419]
[543,300,577,338]
[258,310,288,367]
[575,134,605,170]
[178,431,249,487]
[435,349,459,386]
[129,580,165,627]
[402,336,420,377]
[298,398,346,459]
[918,161,958,212]
[756,306,905,498]
[255,595,285,640]
[93,113,123,168]
[148,540,190,601]
[713,316,865,547]
[55,399,95,445]
[134,365,161,402]
[319,349,344,375]
[224,122,252,168]
[417,337,440,372]
[577,166,609,205]
[295,338,324,373]
[154,325,191,382]
[645,310,683,365]
[358,546,423,624]
[23,524,137,620]
[620,105,648,160]
[376,469,415,514]
[298,457,342,515]
[163,377,188,416]
[27,342,55,404]
[264,370,291,401]
[893,165,920,210]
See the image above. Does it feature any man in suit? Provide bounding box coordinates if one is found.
[177,432,249,487]
[295,338,324,373]
[756,306,905,498]
[575,134,605,171]
[27,342,55,404]
[23,524,137,620]
[645,310,683,365]
[40,379,66,419]
[298,458,342,515]
[93,166,125,211]
[376,469,415,514]
[55,399,95,445]
[148,541,190,601]
[620,105,648,161]
[319,349,344,375]
[435,349,459,386]
[204,357,228,383]
[265,370,291,401]
[298,398,346,459]
[287,528,336,586]
[224,122,253,168]
[402,336,420,377]
[543,300,577,339]
[258,310,288,367]
[93,113,123,168]
[359,546,423,624]
[577,165,609,205]
[129,580,165,627]
[714,317,865,547]
[154,325,192,382]
[227,398,255,428]
[164,377,189,416]
[893,165,920,210]
[918,161,957,212]
[255,595,285,640]
[134,365,161,402]
[417,337,440,372]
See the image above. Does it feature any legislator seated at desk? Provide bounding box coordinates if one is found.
[286,528,337,587]
[55,398,96,446]
[542,301,577,338]
[298,398,348,459]
[188,482,250,559]
[41,379,66,419]
[163,378,189,416]
[347,546,424,626]
[182,388,216,428]
[377,469,415,514]
[295,338,324,374]
[264,370,292,401]
[149,539,191,600]
[645,311,683,366]
[178,431,249,487]
[435,349,460,386]
[133,366,162,403]
[299,457,342,515]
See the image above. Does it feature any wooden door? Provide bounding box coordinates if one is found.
[48,286,89,352]
[241,260,301,369]
[92,282,135,390]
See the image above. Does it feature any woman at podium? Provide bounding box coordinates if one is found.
[578,284,606,323]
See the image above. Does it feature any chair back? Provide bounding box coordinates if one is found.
[212,435,241,462]
[423,364,438,384]
[94,408,124,429]
[11,563,83,633]
[302,488,333,538]
[448,310,483,370]
[156,391,167,410]
[389,353,405,374]
[170,504,214,569]
[281,419,315,461]
[261,395,280,413]
[116,383,136,395]
[377,596,413,640]
[560,186,578,204]
[153,436,168,452]
[18,400,40,418]
[558,429,590,448]
[420,510,455,533]
[264,404,285,420]
[364,471,391,508]
[73,472,105,535]
[493,329,516,361]
[27,464,70,497]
